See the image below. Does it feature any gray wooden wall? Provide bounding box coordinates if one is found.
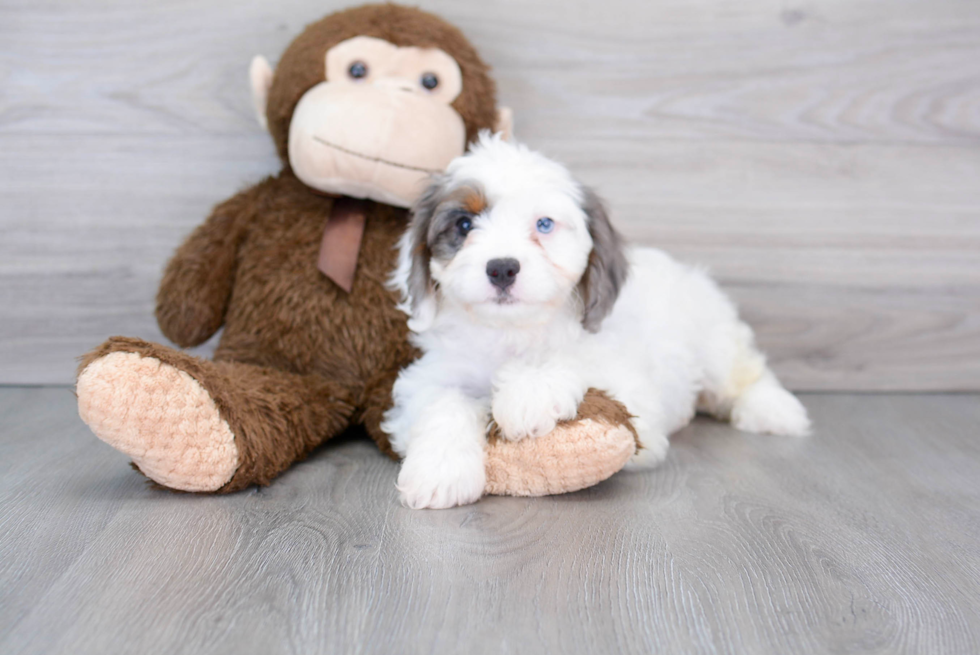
[1,0,978,389]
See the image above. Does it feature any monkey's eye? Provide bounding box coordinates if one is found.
[348,61,368,79]
[420,72,439,90]
[536,217,555,234]
[456,215,474,236]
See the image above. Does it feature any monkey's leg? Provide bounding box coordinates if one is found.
[483,389,639,497]
[76,337,356,493]
[361,383,638,499]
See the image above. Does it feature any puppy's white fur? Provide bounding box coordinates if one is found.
[383,133,811,509]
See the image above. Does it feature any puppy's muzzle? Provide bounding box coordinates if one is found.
[486,258,520,290]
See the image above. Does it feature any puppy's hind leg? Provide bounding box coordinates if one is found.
[699,322,811,438]
[616,392,672,470]
[732,368,811,437]
[624,415,671,470]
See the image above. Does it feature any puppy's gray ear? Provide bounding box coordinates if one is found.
[579,187,628,332]
[394,175,447,330]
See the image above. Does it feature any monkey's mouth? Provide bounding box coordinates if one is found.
[312,136,440,174]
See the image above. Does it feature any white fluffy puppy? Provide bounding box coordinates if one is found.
[383,133,811,509]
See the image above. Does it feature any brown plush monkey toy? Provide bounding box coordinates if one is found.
[75,4,638,505]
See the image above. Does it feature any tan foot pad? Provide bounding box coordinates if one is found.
[484,419,637,497]
[77,352,238,492]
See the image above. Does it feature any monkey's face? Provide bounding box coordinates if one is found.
[264,36,469,208]
[252,5,512,208]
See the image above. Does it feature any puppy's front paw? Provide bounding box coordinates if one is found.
[492,382,581,442]
[397,448,486,510]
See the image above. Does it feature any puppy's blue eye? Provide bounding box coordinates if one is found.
[456,216,473,236]
[536,217,555,234]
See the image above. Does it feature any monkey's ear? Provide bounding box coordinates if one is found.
[249,55,274,131]
[496,107,514,141]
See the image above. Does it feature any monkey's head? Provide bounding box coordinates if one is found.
[250,4,512,208]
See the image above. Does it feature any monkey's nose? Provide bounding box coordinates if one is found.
[376,77,416,93]
[486,258,520,290]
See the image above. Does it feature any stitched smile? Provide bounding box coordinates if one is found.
[312,136,440,174]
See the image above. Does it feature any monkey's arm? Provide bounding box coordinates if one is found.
[484,389,639,497]
[155,179,270,348]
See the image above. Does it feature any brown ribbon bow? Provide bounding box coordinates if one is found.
[317,197,367,293]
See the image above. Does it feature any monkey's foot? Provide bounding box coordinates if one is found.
[484,390,638,497]
[77,351,239,492]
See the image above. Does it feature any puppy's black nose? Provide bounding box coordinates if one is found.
[486,258,520,290]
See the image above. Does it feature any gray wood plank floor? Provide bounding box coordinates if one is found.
[2,0,980,389]
[1,388,978,654]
